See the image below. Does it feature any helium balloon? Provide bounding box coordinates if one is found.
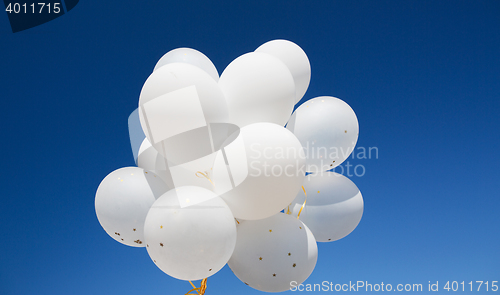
[167,153,219,207]
[153,47,219,82]
[255,39,311,104]
[138,62,230,166]
[137,138,174,189]
[144,187,237,281]
[286,96,359,172]
[128,108,146,165]
[138,132,242,208]
[211,123,306,220]
[290,172,363,242]
[219,52,295,128]
[228,213,318,292]
[95,167,169,247]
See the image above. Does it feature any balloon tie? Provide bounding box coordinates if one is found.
[296,186,308,220]
[185,278,207,295]
[195,171,215,187]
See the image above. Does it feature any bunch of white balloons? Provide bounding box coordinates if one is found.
[95,39,364,293]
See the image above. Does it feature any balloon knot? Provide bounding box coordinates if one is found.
[195,171,215,187]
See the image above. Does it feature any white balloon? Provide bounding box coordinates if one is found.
[286,96,359,172]
[166,153,219,207]
[219,52,295,128]
[128,108,146,165]
[137,138,174,188]
[137,135,241,208]
[291,172,363,242]
[153,47,219,82]
[139,62,231,167]
[211,123,306,220]
[228,213,318,292]
[256,39,311,104]
[95,167,169,247]
[144,187,237,281]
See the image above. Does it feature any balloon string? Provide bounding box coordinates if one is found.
[195,171,215,187]
[185,278,207,295]
[185,172,210,295]
[189,281,196,289]
[297,186,308,220]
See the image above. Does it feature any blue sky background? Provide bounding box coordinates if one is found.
[1,1,499,294]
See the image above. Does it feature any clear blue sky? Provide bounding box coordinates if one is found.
[1,1,499,294]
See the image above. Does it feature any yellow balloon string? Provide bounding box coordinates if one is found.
[195,171,215,187]
[296,186,308,220]
[185,278,207,295]
[183,173,210,294]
